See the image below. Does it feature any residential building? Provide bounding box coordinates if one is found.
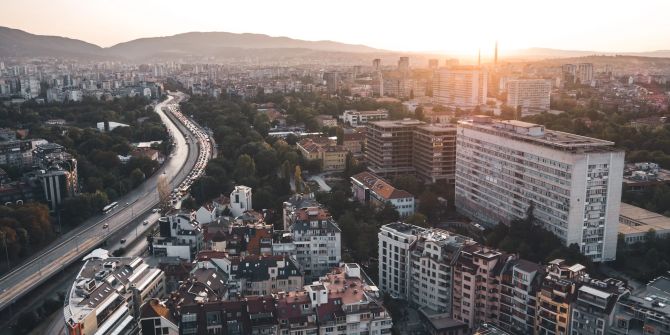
[413,124,457,183]
[452,246,507,329]
[378,222,427,299]
[398,57,410,73]
[64,251,165,335]
[216,255,304,296]
[610,276,670,335]
[0,139,34,167]
[535,259,586,335]
[139,299,179,335]
[154,214,204,261]
[283,202,341,281]
[340,109,389,126]
[506,79,552,117]
[498,259,543,335]
[618,203,670,244]
[323,71,339,93]
[230,185,252,217]
[433,66,488,110]
[298,138,348,172]
[316,114,338,128]
[456,116,625,262]
[577,63,594,85]
[351,171,415,217]
[409,229,474,314]
[570,278,627,335]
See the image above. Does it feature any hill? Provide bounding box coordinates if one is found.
[0,26,107,59]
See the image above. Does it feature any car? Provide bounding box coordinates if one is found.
[152,208,160,213]
[120,239,127,244]
[103,223,109,229]
[143,220,149,226]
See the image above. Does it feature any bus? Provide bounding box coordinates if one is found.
[102,202,119,214]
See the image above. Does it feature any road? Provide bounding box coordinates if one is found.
[0,92,201,312]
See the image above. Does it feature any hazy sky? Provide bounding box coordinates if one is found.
[2,0,669,56]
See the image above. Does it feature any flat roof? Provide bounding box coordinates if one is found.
[619,203,670,236]
[459,119,618,152]
[369,119,425,128]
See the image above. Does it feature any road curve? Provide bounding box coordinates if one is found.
[0,93,200,311]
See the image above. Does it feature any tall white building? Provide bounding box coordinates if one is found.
[506,79,552,117]
[230,185,252,217]
[455,116,625,262]
[433,66,488,110]
[378,223,425,299]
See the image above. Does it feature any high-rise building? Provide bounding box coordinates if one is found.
[373,58,381,71]
[398,56,410,73]
[428,59,439,70]
[433,66,488,110]
[455,116,625,262]
[366,119,424,177]
[412,124,458,183]
[323,71,339,93]
[506,79,552,117]
[378,223,425,300]
[577,63,594,85]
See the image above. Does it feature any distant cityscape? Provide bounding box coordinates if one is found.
[0,23,669,335]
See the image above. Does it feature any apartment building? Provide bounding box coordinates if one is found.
[378,222,426,299]
[535,259,586,335]
[455,116,625,262]
[498,259,544,335]
[570,278,627,335]
[340,109,389,126]
[297,137,348,172]
[366,119,424,177]
[409,229,474,314]
[230,185,253,217]
[452,246,507,329]
[155,214,204,261]
[506,79,552,117]
[433,66,488,110]
[413,124,458,183]
[289,206,342,281]
[64,252,166,335]
[351,171,415,217]
[610,276,670,335]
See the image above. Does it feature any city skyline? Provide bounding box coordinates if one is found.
[2,0,670,56]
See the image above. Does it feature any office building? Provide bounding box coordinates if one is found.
[506,79,552,117]
[351,171,415,217]
[64,251,165,335]
[455,116,625,262]
[297,138,347,172]
[433,66,488,110]
[618,203,670,244]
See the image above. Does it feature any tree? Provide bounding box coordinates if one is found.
[294,165,304,194]
[130,168,145,187]
[418,190,440,221]
[234,154,256,181]
[157,174,170,209]
[376,202,400,224]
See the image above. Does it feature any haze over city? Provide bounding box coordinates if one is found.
[2,0,670,55]
[2,1,670,335]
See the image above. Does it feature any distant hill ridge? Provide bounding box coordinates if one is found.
[2,26,670,61]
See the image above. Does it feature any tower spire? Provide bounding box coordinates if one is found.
[478,48,481,66]
[494,40,498,65]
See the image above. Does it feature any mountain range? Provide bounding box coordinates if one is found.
[2,26,670,62]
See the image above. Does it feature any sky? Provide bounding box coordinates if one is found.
[2,0,670,56]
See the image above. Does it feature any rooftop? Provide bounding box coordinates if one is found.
[351,171,414,200]
[619,203,670,235]
[368,119,424,128]
[459,117,618,152]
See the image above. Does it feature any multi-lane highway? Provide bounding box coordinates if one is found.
[0,92,207,311]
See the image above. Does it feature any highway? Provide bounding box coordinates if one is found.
[0,92,205,312]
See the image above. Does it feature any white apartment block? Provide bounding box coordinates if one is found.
[455,116,624,262]
[378,223,425,299]
[506,79,552,117]
[433,66,488,110]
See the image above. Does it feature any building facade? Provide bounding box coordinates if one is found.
[506,79,552,117]
[455,116,625,262]
[433,66,488,110]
